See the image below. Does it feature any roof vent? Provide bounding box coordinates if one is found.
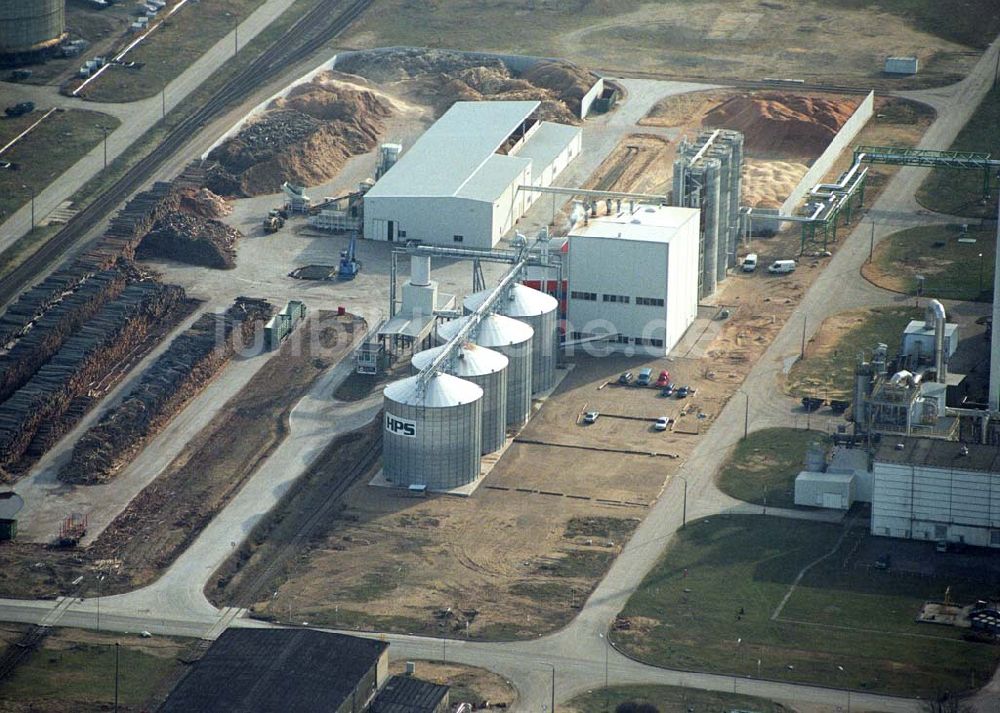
[960,445,969,456]
[895,443,905,451]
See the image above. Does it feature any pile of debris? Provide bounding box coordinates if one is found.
[137,212,240,270]
[334,49,597,122]
[703,92,860,156]
[60,297,274,485]
[207,83,392,197]
[0,281,186,475]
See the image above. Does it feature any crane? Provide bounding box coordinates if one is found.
[338,232,361,279]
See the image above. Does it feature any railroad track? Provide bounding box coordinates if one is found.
[0,0,373,308]
[229,432,382,609]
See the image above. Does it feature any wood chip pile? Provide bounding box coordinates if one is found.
[60,297,274,485]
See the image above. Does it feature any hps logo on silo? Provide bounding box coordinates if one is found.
[385,413,417,437]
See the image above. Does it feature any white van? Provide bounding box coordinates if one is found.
[767,259,796,274]
[741,253,758,272]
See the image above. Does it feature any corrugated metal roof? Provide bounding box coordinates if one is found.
[384,372,483,407]
[366,101,540,200]
[438,314,533,347]
[570,205,699,244]
[466,283,558,317]
[412,343,508,376]
[513,121,581,170]
[369,674,449,713]
[456,154,530,201]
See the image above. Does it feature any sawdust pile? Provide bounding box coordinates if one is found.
[742,159,809,208]
[206,82,392,197]
[335,49,596,123]
[703,93,859,156]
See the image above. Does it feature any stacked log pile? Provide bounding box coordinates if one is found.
[60,297,273,485]
[0,281,185,474]
[0,267,135,404]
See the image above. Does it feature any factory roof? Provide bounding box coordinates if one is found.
[903,320,959,337]
[569,205,700,244]
[369,675,450,713]
[513,121,582,172]
[457,154,530,201]
[366,101,539,200]
[159,629,387,713]
[875,437,1000,474]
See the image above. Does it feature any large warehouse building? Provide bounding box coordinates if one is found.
[363,100,581,248]
[871,437,1000,548]
[565,205,700,356]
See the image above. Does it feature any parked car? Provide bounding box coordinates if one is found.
[741,253,758,272]
[654,416,669,431]
[660,384,674,397]
[874,554,891,570]
[655,370,671,387]
[4,101,34,118]
[583,411,600,424]
[636,368,653,386]
[675,386,690,399]
[767,259,796,274]
[618,371,633,385]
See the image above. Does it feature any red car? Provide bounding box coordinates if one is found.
[655,370,670,388]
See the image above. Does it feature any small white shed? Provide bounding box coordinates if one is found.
[885,56,919,75]
[794,471,856,510]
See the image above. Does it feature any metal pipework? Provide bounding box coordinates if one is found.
[925,299,947,383]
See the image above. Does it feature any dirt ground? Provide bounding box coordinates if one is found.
[0,313,359,599]
[583,134,673,195]
[345,0,990,89]
[387,661,517,708]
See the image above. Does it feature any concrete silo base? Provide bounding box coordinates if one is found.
[370,364,574,496]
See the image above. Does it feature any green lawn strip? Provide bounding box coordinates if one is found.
[0,109,120,221]
[916,85,1000,218]
[868,224,995,302]
[565,684,789,713]
[787,306,922,400]
[715,428,826,509]
[610,516,1000,697]
[0,631,185,707]
[83,0,268,103]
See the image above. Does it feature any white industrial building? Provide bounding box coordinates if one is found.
[565,205,700,356]
[363,101,582,248]
[872,437,1000,548]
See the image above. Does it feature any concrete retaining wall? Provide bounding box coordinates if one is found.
[757,90,875,233]
[579,77,605,119]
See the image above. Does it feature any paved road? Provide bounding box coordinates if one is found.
[1,34,999,711]
[0,0,301,251]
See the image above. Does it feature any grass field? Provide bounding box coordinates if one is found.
[0,109,120,222]
[565,684,789,713]
[82,0,267,102]
[787,306,922,400]
[863,224,996,301]
[344,0,998,87]
[716,428,826,509]
[611,516,1000,697]
[916,86,1000,218]
[0,628,185,710]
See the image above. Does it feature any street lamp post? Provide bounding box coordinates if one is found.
[800,315,807,359]
[868,221,875,263]
[96,574,105,632]
[599,633,609,713]
[21,184,34,232]
[98,126,109,169]
[979,252,985,294]
[549,663,555,713]
[740,390,749,440]
[114,642,120,713]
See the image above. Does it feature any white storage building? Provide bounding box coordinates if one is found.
[363,101,582,248]
[871,437,1000,548]
[565,205,700,356]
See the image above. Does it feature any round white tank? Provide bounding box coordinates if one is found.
[383,373,483,489]
[412,343,508,454]
[437,314,533,428]
[464,284,559,394]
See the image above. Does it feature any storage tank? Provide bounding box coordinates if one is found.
[383,373,483,489]
[412,343,508,454]
[0,0,65,58]
[464,283,559,394]
[437,314,533,428]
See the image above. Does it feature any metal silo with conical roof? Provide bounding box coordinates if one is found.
[412,343,508,454]
[464,283,558,394]
[383,373,483,489]
[438,314,533,428]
